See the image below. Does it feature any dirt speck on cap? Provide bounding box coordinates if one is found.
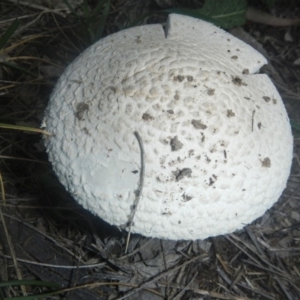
[201,132,205,143]
[173,75,185,82]
[227,109,235,117]
[75,102,89,120]
[232,76,247,86]
[261,157,271,168]
[174,168,192,181]
[142,113,154,121]
[182,193,192,201]
[82,127,90,135]
[263,96,271,102]
[136,36,142,43]
[192,119,207,130]
[174,91,180,100]
[207,88,215,96]
[170,136,183,151]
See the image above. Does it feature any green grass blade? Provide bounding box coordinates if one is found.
[0,123,52,136]
[0,287,4,300]
[124,11,159,28]
[89,0,107,23]
[262,0,277,8]
[3,291,61,300]
[94,0,110,41]
[291,119,300,132]
[165,0,247,29]
[0,280,62,300]
[0,280,60,289]
[0,61,36,77]
[82,0,91,19]
[62,0,80,17]
[164,8,214,24]
[0,19,20,51]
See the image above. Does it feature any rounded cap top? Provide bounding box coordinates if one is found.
[44,14,293,240]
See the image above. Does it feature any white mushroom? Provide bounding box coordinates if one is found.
[43,14,293,240]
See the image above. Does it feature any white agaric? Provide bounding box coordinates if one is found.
[43,14,293,240]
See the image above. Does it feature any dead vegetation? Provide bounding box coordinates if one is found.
[0,0,300,299]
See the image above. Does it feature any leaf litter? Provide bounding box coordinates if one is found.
[0,0,300,299]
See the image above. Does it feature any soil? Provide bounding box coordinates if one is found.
[0,0,300,299]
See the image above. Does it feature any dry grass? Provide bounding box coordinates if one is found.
[0,0,300,299]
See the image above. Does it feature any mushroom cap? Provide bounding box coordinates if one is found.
[43,14,293,240]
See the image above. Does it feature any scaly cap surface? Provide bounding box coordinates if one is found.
[43,14,293,240]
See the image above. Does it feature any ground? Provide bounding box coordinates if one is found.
[0,0,300,299]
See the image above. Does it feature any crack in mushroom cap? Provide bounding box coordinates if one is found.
[43,14,293,240]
